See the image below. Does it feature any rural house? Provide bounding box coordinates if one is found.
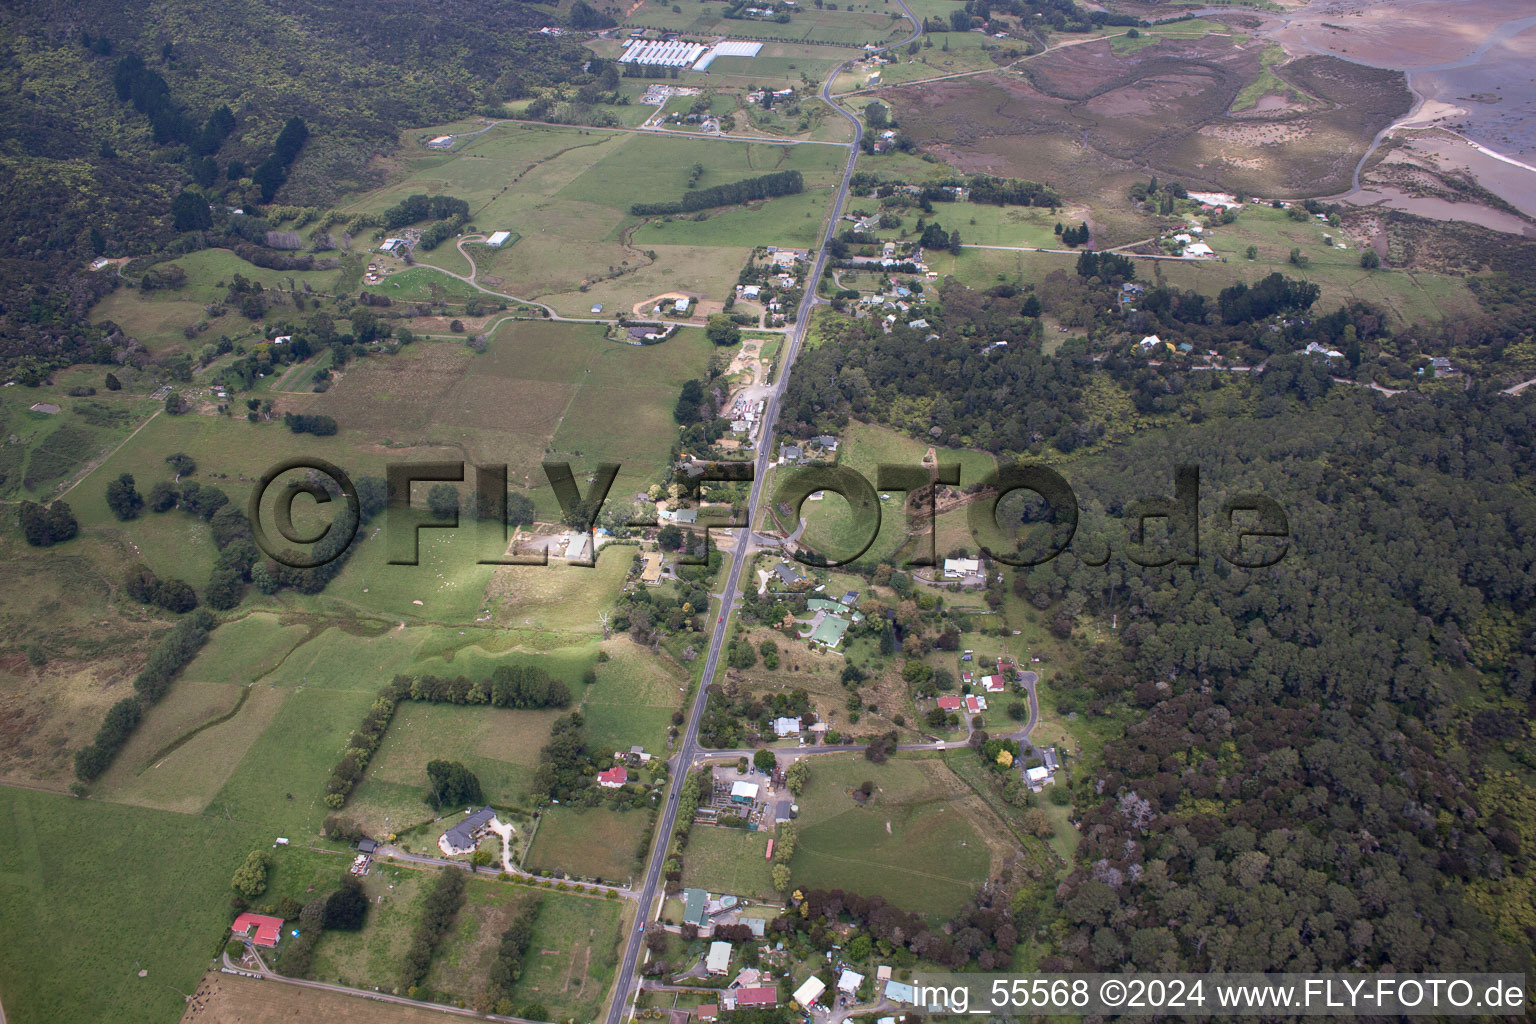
[438,806,498,856]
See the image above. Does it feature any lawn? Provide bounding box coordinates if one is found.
[0,787,267,1024]
[524,805,653,884]
[631,188,838,250]
[679,825,777,899]
[581,637,687,757]
[307,860,431,991]
[787,754,991,919]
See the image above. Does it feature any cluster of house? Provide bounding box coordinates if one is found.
[790,963,929,1011]
[377,238,406,255]
[683,889,774,940]
[1023,745,1062,790]
[1137,334,1197,357]
[794,594,863,649]
[602,745,653,788]
[746,87,796,105]
[726,395,766,443]
[777,434,837,466]
[1168,228,1215,259]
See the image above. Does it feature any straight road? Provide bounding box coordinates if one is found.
[601,5,922,1023]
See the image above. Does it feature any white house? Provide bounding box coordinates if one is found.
[793,977,826,1007]
[486,231,512,247]
[773,716,801,737]
[731,781,759,802]
[706,941,732,975]
[674,296,692,315]
[1025,765,1049,787]
[943,557,980,579]
[838,969,865,994]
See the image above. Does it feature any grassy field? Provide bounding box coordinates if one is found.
[679,825,777,899]
[631,188,837,250]
[0,787,267,1024]
[425,877,625,1020]
[336,121,844,316]
[788,754,993,919]
[791,420,996,566]
[0,386,151,502]
[581,637,687,756]
[525,805,652,883]
[308,860,431,990]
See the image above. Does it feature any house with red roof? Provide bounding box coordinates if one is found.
[960,671,973,685]
[981,674,1006,693]
[964,694,986,715]
[733,987,779,1008]
[597,765,629,788]
[231,912,284,948]
[697,1005,719,1021]
[936,695,962,711]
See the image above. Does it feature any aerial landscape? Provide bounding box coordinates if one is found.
[0,0,1532,1020]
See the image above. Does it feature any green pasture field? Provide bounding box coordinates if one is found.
[351,702,562,829]
[878,199,1064,249]
[205,685,381,835]
[0,787,268,1024]
[679,825,777,899]
[0,387,150,501]
[341,121,843,314]
[370,265,485,303]
[508,883,627,1020]
[423,877,624,1020]
[307,859,431,989]
[90,682,286,814]
[788,753,990,918]
[791,420,996,565]
[90,248,353,354]
[525,805,652,883]
[178,612,315,684]
[581,637,687,756]
[631,188,837,250]
[846,149,955,186]
[487,548,641,631]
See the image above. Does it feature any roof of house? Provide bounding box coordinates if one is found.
[885,980,916,1004]
[793,977,826,1006]
[772,562,804,584]
[441,806,497,851]
[665,507,698,524]
[943,557,980,574]
[357,838,378,854]
[683,888,708,926]
[838,968,865,992]
[775,800,796,820]
[597,766,628,786]
[706,940,732,973]
[839,591,858,605]
[1026,765,1049,783]
[231,912,284,947]
[735,987,778,1007]
[981,674,1006,692]
[697,1005,719,1020]
[964,694,983,714]
[937,695,962,710]
[1042,747,1059,769]
[773,716,801,736]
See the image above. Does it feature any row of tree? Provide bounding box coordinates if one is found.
[631,170,803,217]
[74,610,216,781]
[403,665,574,710]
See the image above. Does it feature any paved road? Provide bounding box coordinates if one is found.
[1502,375,1536,396]
[601,5,922,1023]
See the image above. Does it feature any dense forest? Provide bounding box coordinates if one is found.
[793,270,1536,974]
[0,0,591,378]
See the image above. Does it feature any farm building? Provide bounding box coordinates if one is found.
[486,231,512,247]
[792,977,826,1008]
[692,39,763,70]
[379,238,404,253]
[230,912,284,948]
[1042,747,1060,771]
[28,403,60,415]
[620,38,707,66]
[427,135,454,149]
[597,766,629,788]
[774,801,796,823]
[563,533,592,561]
[439,806,499,856]
[731,781,759,803]
[706,940,732,974]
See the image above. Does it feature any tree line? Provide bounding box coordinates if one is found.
[74,609,216,782]
[631,170,803,217]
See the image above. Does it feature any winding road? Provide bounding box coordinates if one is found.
[600,4,923,1023]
